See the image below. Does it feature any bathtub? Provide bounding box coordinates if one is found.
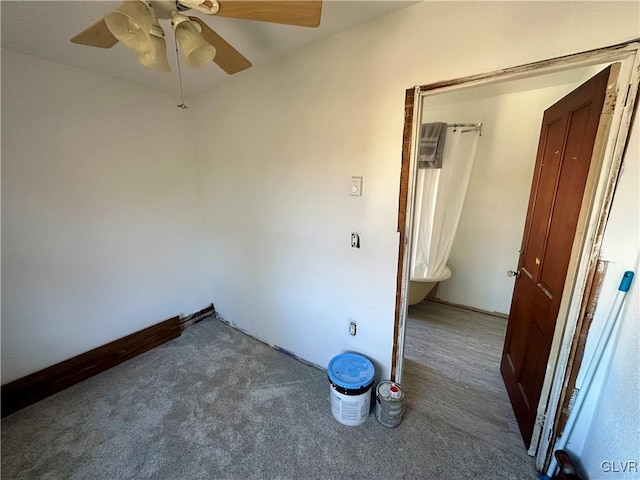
[408,266,452,306]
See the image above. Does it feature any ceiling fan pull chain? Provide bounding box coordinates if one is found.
[174,34,189,109]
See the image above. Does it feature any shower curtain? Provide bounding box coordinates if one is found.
[410,127,480,280]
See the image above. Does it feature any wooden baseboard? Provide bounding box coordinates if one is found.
[179,303,216,331]
[430,298,509,319]
[1,316,181,418]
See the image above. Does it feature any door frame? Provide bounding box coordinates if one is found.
[391,40,640,471]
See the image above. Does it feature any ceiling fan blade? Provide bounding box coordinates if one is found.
[70,19,118,48]
[189,17,252,74]
[214,1,322,27]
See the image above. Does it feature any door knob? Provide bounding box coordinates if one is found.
[507,269,520,278]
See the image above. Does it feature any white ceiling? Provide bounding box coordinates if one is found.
[1,0,418,97]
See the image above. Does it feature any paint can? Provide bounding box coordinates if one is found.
[375,381,404,428]
[327,353,375,426]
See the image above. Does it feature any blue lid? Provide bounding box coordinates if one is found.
[328,353,375,389]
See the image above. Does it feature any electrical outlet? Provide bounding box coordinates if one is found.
[349,321,357,336]
[351,233,360,248]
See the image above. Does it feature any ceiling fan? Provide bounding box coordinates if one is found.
[70,0,323,75]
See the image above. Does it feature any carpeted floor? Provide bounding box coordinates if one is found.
[1,318,538,479]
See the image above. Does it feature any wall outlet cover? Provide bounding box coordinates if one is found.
[349,321,357,336]
[351,233,360,248]
[350,176,363,196]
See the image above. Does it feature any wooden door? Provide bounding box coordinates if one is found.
[501,65,619,447]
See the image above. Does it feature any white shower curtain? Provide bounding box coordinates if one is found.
[410,128,480,280]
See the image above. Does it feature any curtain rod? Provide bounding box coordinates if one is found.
[447,123,482,135]
[447,123,482,128]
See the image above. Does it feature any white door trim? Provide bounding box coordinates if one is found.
[393,85,422,386]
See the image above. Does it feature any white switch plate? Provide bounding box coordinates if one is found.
[350,176,363,196]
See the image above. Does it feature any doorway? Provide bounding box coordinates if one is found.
[403,63,611,459]
[392,42,640,471]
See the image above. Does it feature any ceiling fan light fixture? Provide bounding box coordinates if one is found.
[177,0,220,15]
[72,0,322,77]
[136,26,171,72]
[104,1,154,53]
[172,12,216,68]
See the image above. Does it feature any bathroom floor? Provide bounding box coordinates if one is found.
[403,300,532,462]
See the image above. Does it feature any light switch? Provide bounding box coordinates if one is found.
[350,176,363,196]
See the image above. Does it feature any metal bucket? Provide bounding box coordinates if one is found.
[328,353,375,426]
[375,381,404,428]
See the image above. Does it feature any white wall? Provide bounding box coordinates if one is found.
[189,1,639,379]
[1,50,211,383]
[421,81,593,315]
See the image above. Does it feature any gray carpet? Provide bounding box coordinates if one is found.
[1,318,538,479]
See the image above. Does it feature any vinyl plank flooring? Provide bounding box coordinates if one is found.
[403,300,532,462]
